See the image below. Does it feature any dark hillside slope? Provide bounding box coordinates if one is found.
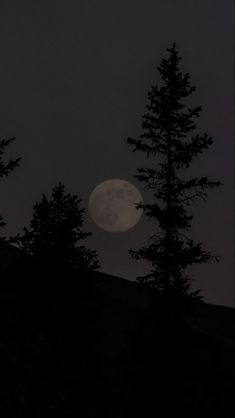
[0,246,234,416]
[93,272,235,417]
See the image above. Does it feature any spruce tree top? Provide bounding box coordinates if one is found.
[127,43,221,302]
[19,182,99,275]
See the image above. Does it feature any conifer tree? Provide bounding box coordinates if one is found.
[0,137,21,241]
[127,43,221,300]
[19,182,99,274]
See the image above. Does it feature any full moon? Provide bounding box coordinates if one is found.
[88,179,143,232]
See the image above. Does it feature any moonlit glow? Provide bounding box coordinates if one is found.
[88,179,143,232]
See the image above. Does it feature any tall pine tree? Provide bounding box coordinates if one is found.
[5,183,100,415]
[127,43,221,301]
[19,182,99,275]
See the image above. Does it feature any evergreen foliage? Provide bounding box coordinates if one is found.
[0,137,21,241]
[127,43,221,300]
[18,182,99,274]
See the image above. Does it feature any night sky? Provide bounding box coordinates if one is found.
[0,0,233,306]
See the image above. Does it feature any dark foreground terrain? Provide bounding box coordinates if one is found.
[0,248,234,417]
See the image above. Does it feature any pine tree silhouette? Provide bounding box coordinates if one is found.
[18,182,99,275]
[0,137,21,241]
[4,183,100,416]
[127,43,221,301]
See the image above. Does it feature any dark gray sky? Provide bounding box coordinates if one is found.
[0,0,233,306]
